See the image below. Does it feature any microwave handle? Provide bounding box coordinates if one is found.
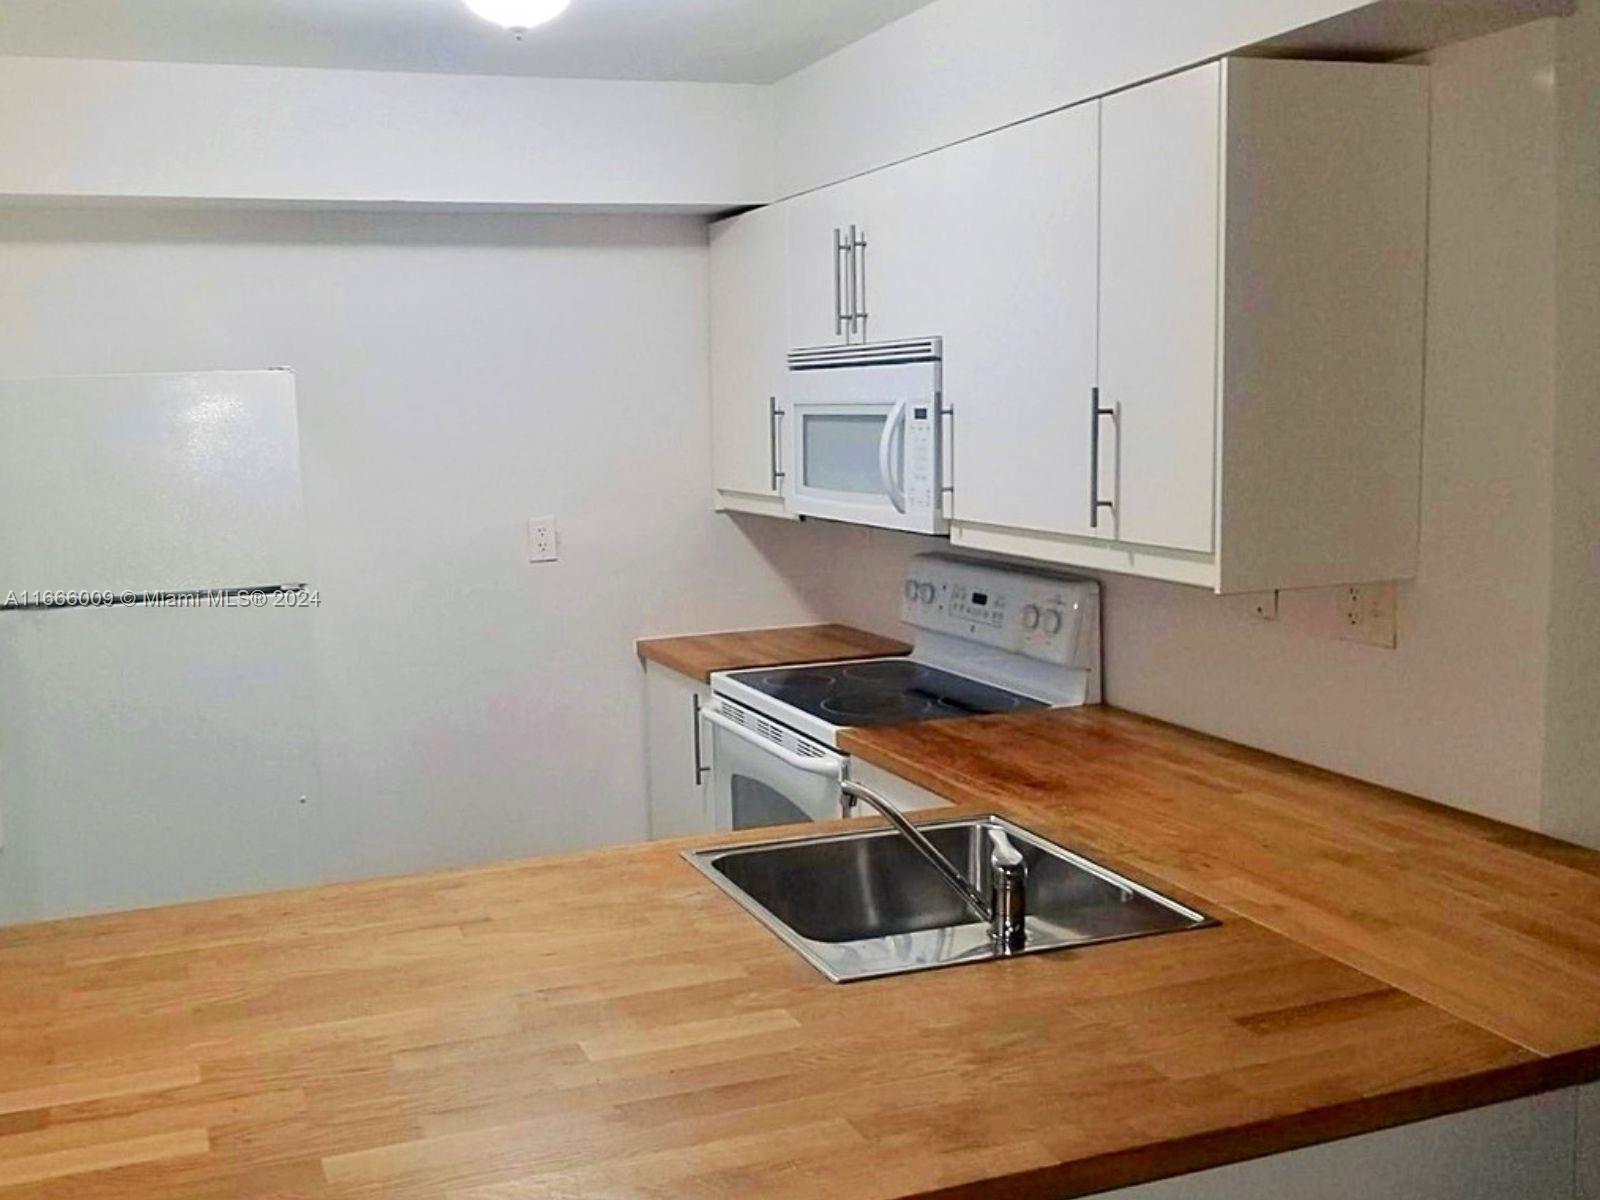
[701,707,845,778]
[878,398,908,513]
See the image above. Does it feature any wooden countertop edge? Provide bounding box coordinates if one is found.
[634,622,912,683]
[917,1051,1600,1200]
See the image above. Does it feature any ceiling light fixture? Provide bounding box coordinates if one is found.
[461,0,571,37]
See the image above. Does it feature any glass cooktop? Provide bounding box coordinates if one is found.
[725,659,1046,729]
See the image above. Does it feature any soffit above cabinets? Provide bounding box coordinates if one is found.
[0,0,938,83]
[1244,0,1574,61]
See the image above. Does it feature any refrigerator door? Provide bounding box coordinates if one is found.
[0,370,308,600]
[0,601,322,924]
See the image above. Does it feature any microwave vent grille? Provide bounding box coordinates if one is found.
[788,338,941,371]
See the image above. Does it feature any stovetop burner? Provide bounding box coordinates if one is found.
[726,658,1046,729]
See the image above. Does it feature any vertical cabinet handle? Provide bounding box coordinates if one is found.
[691,693,710,785]
[768,397,786,494]
[833,228,848,337]
[1089,386,1116,529]
[844,224,859,340]
[940,405,956,515]
[851,225,868,339]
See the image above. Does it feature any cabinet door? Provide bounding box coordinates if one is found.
[710,205,789,508]
[786,184,858,349]
[644,663,711,839]
[852,150,950,345]
[943,103,1102,537]
[1099,63,1221,554]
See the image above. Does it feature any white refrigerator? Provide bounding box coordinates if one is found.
[0,370,322,925]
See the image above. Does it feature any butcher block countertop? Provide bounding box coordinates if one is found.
[841,706,1600,1058]
[635,622,911,683]
[4,714,1600,1198]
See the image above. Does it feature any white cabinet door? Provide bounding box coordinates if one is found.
[786,185,858,349]
[785,158,947,351]
[710,205,789,510]
[1099,63,1222,554]
[943,102,1102,537]
[851,150,950,346]
[644,662,711,839]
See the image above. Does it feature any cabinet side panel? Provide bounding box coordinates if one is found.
[1218,59,1428,593]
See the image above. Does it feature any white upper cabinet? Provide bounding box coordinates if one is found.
[713,57,1429,588]
[951,58,1428,593]
[849,151,950,345]
[941,101,1102,539]
[710,203,793,520]
[785,152,948,350]
[1098,65,1222,556]
[785,183,858,350]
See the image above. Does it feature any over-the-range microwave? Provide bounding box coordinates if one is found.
[785,338,948,536]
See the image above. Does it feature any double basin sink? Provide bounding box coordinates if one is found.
[687,815,1212,982]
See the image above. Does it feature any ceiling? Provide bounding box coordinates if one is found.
[0,0,938,83]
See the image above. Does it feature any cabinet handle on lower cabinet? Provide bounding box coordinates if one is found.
[691,693,710,785]
[768,397,786,493]
[1089,386,1116,529]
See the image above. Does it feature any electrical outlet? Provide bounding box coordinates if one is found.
[526,516,558,563]
[1336,583,1397,648]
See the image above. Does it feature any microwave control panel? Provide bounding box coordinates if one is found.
[901,554,1100,668]
[902,403,937,515]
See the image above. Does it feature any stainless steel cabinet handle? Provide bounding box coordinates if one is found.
[833,228,847,337]
[940,405,956,512]
[768,397,786,493]
[851,225,868,338]
[1089,386,1116,529]
[691,693,710,785]
[844,224,859,340]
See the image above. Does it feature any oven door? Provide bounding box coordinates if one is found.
[703,699,844,832]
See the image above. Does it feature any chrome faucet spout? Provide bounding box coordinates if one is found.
[841,781,1027,951]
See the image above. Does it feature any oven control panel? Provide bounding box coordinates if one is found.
[900,554,1099,668]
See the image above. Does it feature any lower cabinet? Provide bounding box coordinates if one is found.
[643,661,713,839]
[1098,1087,1583,1199]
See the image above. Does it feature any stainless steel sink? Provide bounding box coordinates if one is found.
[686,815,1213,982]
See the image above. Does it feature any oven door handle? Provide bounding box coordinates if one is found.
[878,398,908,513]
[701,707,844,778]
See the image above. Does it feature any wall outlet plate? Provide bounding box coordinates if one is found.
[1337,583,1397,648]
[527,516,558,563]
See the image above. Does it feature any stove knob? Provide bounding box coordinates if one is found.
[904,579,920,602]
[1022,604,1041,630]
[918,582,936,604]
[1042,609,1064,636]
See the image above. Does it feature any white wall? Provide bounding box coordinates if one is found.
[802,18,1579,836]
[0,56,771,210]
[0,208,848,882]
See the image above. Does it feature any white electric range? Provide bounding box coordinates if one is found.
[703,554,1101,831]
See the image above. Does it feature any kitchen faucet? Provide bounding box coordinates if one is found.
[840,781,1027,953]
